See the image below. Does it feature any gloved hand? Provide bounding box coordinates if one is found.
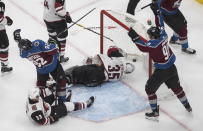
[65,12,72,23]
[49,115,59,124]
[128,28,140,42]
[13,29,21,42]
[5,16,13,26]
[47,37,57,44]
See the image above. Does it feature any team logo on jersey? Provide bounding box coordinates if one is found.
[33,41,39,47]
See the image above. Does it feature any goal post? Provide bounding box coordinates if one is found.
[100,10,153,77]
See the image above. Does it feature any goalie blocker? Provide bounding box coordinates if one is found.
[65,47,135,87]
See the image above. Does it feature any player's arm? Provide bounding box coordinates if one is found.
[13,29,29,58]
[0,2,13,26]
[55,0,72,23]
[31,110,58,125]
[128,28,152,52]
[37,39,58,56]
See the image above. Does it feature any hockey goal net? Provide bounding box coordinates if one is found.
[100,10,176,101]
[100,10,152,76]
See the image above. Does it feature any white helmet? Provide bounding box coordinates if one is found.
[124,63,135,74]
[28,87,40,100]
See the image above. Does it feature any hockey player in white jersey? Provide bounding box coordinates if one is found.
[65,46,135,87]
[26,86,95,125]
[0,1,13,73]
[43,0,72,63]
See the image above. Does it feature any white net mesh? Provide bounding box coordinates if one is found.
[101,10,151,74]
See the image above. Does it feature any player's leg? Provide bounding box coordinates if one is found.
[163,10,196,54]
[50,63,67,102]
[44,20,57,41]
[145,70,163,120]
[37,72,49,89]
[165,65,192,112]
[0,30,12,73]
[55,20,69,63]
[51,96,95,118]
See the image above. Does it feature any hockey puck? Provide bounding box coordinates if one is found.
[132,59,136,62]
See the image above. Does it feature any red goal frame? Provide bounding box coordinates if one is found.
[100,10,152,77]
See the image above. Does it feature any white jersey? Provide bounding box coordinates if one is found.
[96,54,127,81]
[43,0,66,22]
[0,16,8,30]
[26,97,52,125]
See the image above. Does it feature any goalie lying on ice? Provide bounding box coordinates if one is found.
[65,46,135,87]
[26,86,95,125]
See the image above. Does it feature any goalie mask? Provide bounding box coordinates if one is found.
[18,39,32,51]
[28,87,40,100]
[124,63,135,74]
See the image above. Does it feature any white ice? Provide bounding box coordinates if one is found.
[0,0,203,131]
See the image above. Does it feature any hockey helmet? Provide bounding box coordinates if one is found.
[28,87,40,100]
[0,1,5,14]
[147,26,160,39]
[18,39,32,51]
[124,63,135,74]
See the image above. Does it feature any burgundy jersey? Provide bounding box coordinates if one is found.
[132,12,176,69]
[158,0,182,15]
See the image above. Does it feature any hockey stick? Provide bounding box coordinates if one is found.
[57,8,96,37]
[71,26,116,35]
[73,22,114,42]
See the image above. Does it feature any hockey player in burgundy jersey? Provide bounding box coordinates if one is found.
[26,86,95,125]
[65,46,135,87]
[128,10,192,121]
[0,1,13,73]
[13,29,68,103]
[43,0,73,63]
[151,0,196,54]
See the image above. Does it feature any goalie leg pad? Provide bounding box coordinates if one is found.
[72,65,105,87]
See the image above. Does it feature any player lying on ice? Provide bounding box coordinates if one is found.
[26,85,95,125]
[64,46,135,87]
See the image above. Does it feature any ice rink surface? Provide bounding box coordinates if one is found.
[0,0,203,131]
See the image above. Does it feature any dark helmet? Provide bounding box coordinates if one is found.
[147,26,160,39]
[0,1,5,14]
[18,39,32,51]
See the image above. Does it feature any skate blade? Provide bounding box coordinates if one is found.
[145,116,159,122]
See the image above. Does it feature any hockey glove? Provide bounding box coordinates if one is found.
[128,28,140,42]
[13,29,22,42]
[65,12,72,23]
[49,115,59,124]
[5,16,13,26]
[47,38,57,44]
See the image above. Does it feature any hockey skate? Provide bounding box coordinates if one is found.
[1,63,13,73]
[65,90,72,102]
[169,36,180,45]
[86,96,95,108]
[145,106,159,121]
[60,55,69,63]
[184,103,192,112]
[182,48,196,54]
